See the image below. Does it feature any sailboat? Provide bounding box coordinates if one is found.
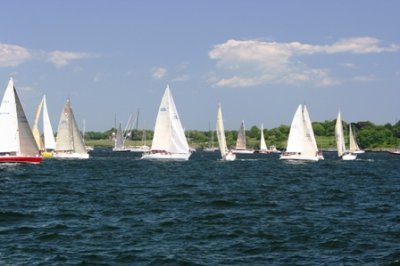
[232,120,254,154]
[257,124,270,154]
[141,85,191,160]
[203,121,218,152]
[32,95,56,158]
[112,122,130,152]
[54,99,89,159]
[280,104,323,161]
[335,111,357,160]
[216,104,236,161]
[129,112,150,153]
[349,123,365,154]
[0,78,42,164]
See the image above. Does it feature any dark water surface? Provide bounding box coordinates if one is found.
[1,150,399,265]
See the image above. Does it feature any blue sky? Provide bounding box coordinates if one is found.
[0,0,399,131]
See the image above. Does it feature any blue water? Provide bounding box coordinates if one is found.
[1,150,399,265]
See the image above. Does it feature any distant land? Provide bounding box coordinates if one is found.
[83,120,400,150]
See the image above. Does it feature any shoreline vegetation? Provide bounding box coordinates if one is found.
[83,120,400,151]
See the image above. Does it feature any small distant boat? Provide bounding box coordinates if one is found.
[216,104,236,161]
[0,78,42,164]
[269,145,281,153]
[54,99,89,159]
[388,150,400,155]
[349,123,365,154]
[232,120,254,154]
[113,122,132,152]
[82,120,94,152]
[257,124,270,154]
[141,85,192,160]
[335,111,357,160]
[203,121,219,152]
[280,104,323,161]
[129,112,150,153]
[32,95,56,158]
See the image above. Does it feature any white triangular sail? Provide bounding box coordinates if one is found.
[114,123,125,150]
[32,97,44,150]
[349,124,360,152]
[216,104,235,161]
[55,99,88,158]
[42,95,56,150]
[260,124,268,151]
[150,85,190,154]
[0,78,39,156]
[281,104,320,161]
[216,105,229,157]
[335,111,346,157]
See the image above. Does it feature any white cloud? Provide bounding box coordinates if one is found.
[47,51,94,67]
[209,37,399,88]
[0,43,31,67]
[152,67,167,80]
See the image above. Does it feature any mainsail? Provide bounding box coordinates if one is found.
[216,104,229,158]
[349,124,360,152]
[0,78,39,157]
[55,99,87,155]
[335,111,346,157]
[150,85,189,154]
[235,121,247,150]
[260,124,268,151]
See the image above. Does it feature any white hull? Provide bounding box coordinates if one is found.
[222,151,236,161]
[352,150,365,154]
[280,153,319,162]
[231,149,254,154]
[141,151,191,161]
[342,153,357,160]
[54,152,90,159]
[203,147,219,152]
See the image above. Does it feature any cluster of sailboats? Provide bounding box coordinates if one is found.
[0,78,89,164]
[0,78,365,164]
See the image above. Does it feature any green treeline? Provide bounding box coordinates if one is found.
[84,120,400,150]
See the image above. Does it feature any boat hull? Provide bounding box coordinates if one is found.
[280,153,319,162]
[232,149,254,154]
[53,152,89,159]
[222,152,236,161]
[141,151,191,161]
[0,156,42,164]
[352,150,365,154]
[342,153,357,160]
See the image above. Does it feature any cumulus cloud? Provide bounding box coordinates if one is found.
[0,43,96,68]
[152,67,167,80]
[209,37,399,88]
[352,74,378,83]
[47,51,94,67]
[0,43,32,67]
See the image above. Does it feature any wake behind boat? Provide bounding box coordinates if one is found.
[0,78,42,164]
[141,85,191,160]
[280,104,323,161]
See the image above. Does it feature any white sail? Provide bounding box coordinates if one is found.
[42,95,56,150]
[0,78,39,157]
[216,104,235,161]
[281,104,320,161]
[55,99,88,159]
[260,124,268,151]
[114,123,125,150]
[348,123,363,153]
[335,111,346,157]
[286,105,305,153]
[142,85,190,160]
[32,97,44,150]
